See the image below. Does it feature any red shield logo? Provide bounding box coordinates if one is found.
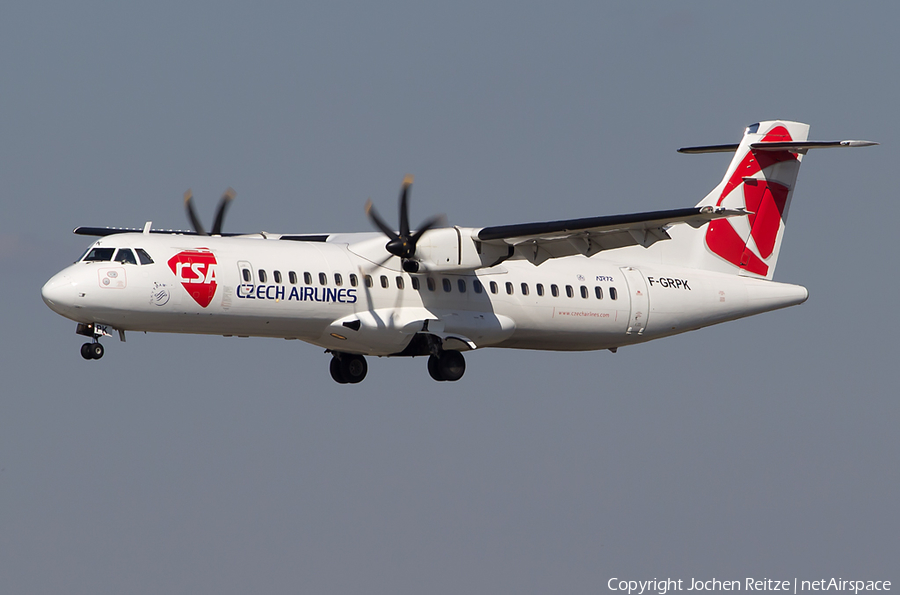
[167,249,218,308]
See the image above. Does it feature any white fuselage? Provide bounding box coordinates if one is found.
[42,231,809,356]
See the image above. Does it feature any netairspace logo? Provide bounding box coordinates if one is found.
[607,578,892,595]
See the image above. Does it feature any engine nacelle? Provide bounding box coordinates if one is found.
[414,227,512,272]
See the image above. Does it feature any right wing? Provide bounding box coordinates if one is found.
[475,206,746,265]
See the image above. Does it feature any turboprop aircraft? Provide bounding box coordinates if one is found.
[42,121,875,383]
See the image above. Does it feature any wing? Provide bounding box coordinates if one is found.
[475,206,746,265]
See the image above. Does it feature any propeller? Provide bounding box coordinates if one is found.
[184,188,236,236]
[365,175,445,273]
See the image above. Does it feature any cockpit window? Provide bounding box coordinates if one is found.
[114,248,137,265]
[83,247,115,262]
[135,249,154,265]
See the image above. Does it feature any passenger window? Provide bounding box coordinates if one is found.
[521,283,529,296]
[411,277,420,290]
[594,286,603,299]
[505,282,513,295]
[473,279,483,294]
[350,274,358,287]
[396,276,404,289]
[565,285,574,298]
[610,287,618,300]
[442,278,452,292]
[365,275,373,288]
[319,272,327,285]
[536,283,544,296]
[242,269,252,282]
[427,277,436,291]
[490,281,498,294]
[380,275,389,288]
[259,270,268,283]
[458,279,466,293]
[580,285,588,299]
[289,271,297,284]
[274,270,282,284]
[334,273,342,286]
[135,249,154,264]
[114,248,137,265]
[304,272,312,285]
[551,284,559,297]
[84,247,115,262]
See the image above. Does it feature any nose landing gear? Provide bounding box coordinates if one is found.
[80,342,104,360]
[75,322,114,360]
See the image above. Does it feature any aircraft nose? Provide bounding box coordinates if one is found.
[41,273,77,315]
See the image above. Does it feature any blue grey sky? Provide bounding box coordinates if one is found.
[2,2,897,593]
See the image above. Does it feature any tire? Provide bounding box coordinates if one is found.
[81,343,94,360]
[427,355,445,381]
[330,357,348,384]
[437,350,465,382]
[340,354,367,384]
[90,343,104,359]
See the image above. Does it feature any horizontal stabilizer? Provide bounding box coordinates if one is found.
[678,143,740,154]
[680,140,877,154]
[749,140,879,151]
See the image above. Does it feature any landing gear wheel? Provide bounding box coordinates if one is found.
[330,356,348,384]
[427,355,445,381]
[438,350,465,381]
[90,343,104,359]
[81,343,94,360]
[340,354,368,384]
[428,351,465,381]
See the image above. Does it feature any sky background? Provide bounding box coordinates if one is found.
[1,2,897,594]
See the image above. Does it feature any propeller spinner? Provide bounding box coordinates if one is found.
[365,175,445,273]
[184,188,236,236]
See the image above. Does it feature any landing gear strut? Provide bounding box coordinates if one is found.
[329,353,368,384]
[427,350,465,382]
[76,322,110,360]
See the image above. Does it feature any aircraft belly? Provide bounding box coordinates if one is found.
[492,302,629,351]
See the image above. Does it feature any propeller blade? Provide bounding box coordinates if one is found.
[210,187,236,236]
[183,189,207,235]
[365,199,400,242]
[398,174,413,238]
[365,176,444,264]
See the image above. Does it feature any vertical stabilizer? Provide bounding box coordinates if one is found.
[670,120,806,279]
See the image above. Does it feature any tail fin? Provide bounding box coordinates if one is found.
[667,121,874,279]
[691,120,810,279]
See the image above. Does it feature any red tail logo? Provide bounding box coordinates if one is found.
[705,126,797,276]
[167,249,219,308]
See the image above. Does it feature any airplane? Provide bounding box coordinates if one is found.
[41,120,875,383]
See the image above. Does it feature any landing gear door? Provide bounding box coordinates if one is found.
[620,266,649,335]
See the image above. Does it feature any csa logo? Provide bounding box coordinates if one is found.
[704,125,798,277]
[167,249,218,308]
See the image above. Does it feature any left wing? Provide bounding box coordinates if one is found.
[475,206,745,265]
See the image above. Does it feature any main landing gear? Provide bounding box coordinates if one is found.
[326,349,467,384]
[427,350,466,382]
[329,353,368,384]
